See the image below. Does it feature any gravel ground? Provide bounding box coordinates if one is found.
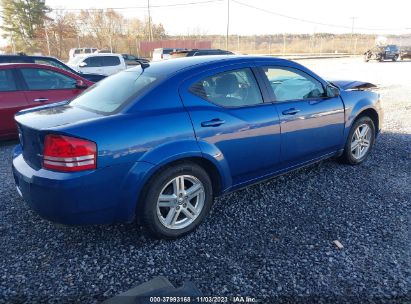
[0,57,410,303]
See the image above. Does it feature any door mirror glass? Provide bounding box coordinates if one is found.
[79,61,87,67]
[326,84,340,98]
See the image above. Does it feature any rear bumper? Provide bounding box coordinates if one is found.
[12,147,149,225]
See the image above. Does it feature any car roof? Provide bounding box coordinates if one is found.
[0,62,88,79]
[0,54,60,60]
[126,55,299,78]
[75,53,121,58]
[0,62,59,69]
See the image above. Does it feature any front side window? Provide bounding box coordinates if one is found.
[261,67,324,102]
[0,70,17,91]
[84,57,100,67]
[20,68,76,90]
[189,68,263,108]
[70,68,158,113]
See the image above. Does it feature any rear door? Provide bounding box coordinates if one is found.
[257,65,345,167]
[180,64,282,186]
[17,67,84,107]
[0,69,28,137]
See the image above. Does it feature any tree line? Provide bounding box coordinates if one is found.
[1,0,166,58]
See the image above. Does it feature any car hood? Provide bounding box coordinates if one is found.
[330,80,377,91]
[15,102,103,130]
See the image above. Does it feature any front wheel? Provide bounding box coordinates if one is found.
[140,162,213,239]
[340,116,375,165]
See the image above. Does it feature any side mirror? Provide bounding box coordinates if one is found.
[326,84,340,98]
[79,61,87,67]
[75,79,88,89]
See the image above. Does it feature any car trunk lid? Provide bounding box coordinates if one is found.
[15,103,103,170]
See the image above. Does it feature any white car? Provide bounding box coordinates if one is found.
[67,53,127,76]
[152,48,186,61]
[68,47,98,59]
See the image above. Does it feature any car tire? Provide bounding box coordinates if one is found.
[392,56,398,62]
[140,161,213,239]
[340,116,375,165]
[364,55,370,62]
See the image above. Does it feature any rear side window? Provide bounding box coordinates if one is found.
[0,70,17,91]
[70,68,158,113]
[189,68,263,108]
[20,68,76,90]
[34,59,71,72]
[100,56,121,66]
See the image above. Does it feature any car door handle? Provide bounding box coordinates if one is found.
[33,98,49,102]
[282,108,300,115]
[201,118,225,127]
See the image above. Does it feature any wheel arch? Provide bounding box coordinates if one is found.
[355,108,379,135]
[133,155,228,220]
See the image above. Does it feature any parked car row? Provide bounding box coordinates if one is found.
[152,48,233,61]
[0,54,106,82]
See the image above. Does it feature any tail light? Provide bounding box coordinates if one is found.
[43,135,96,172]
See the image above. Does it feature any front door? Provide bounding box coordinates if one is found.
[180,65,281,186]
[257,65,345,167]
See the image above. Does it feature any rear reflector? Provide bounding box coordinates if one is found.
[43,135,96,172]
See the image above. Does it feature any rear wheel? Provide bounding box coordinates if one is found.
[340,116,375,165]
[140,162,213,239]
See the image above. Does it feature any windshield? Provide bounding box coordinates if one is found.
[70,68,159,113]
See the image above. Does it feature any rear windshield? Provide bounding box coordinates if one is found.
[70,68,158,114]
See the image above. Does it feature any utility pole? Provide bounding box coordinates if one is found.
[147,0,153,41]
[350,17,357,54]
[226,0,230,50]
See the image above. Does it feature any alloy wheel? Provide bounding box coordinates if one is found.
[156,175,205,230]
[351,123,372,160]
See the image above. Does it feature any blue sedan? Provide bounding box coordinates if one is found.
[12,56,383,238]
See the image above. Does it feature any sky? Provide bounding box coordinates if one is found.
[1,0,410,46]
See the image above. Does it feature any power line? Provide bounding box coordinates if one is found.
[231,0,405,32]
[50,0,224,12]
